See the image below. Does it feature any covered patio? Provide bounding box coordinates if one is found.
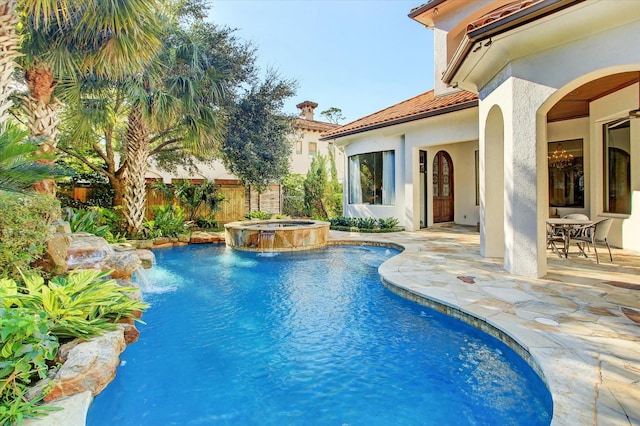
[330,225,640,425]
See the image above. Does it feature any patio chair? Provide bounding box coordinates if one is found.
[568,218,613,264]
[546,223,565,257]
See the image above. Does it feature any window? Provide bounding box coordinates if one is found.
[308,142,317,157]
[295,140,302,154]
[548,139,584,208]
[603,119,631,214]
[348,150,395,205]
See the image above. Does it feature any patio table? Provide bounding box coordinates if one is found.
[546,218,593,258]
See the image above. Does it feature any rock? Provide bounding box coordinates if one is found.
[67,234,113,270]
[120,323,140,344]
[50,219,71,234]
[132,249,155,269]
[152,242,174,249]
[177,234,191,243]
[44,328,126,402]
[115,279,142,302]
[152,237,170,245]
[24,391,93,426]
[34,234,72,275]
[111,242,134,252]
[102,252,141,280]
[190,231,223,244]
[127,239,154,249]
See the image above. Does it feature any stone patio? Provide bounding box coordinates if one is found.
[329,225,640,426]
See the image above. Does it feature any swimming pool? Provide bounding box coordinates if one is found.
[87,244,552,425]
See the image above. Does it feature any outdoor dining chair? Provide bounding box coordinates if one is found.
[568,218,614,264]
[546,223,565,257]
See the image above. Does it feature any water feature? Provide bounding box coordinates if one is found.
[87,244,552,425]
[225,219,329,252]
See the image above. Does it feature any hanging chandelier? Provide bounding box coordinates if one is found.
[548,144,574,169]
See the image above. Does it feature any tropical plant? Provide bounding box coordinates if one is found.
[64,207,125,243]
[355,217,377,230]
[0,191,60,279]
[0,0,21,128]
[0,125,59,194]
[0,306,60,425]
[0,270,149,339]
[143,204,189,238]
[378,217,400,229]
[172,179,224,222]
[56,17,257,209]
[245,211,271,220]
[17,0,164,149]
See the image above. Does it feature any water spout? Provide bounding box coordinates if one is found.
[257,229,277,257]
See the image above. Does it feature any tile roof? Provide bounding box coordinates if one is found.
[320,89,478,140]
[294,118,338,133]
[465,0,539,33]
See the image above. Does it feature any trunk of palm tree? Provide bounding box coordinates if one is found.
[22,65,60,194]
[0,0,20,128]
[123,104,150,236]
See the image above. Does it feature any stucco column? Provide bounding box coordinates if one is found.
[504,78,554,277]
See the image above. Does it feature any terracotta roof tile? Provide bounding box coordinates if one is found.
[294,118,339,133]
[320,89,477,140]
[466,0,539,33]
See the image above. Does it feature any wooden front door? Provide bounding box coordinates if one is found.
[433,151,454,223]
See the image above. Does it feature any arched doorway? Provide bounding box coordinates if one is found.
[432,150,454,223]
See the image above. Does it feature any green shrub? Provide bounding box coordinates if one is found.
[245,211,271,220]
[65,207,126,243]
[0,306,60,425]
[355,217,377,230]
[378,217,400,229]
[282,174,305,217]
[0,270,149,339]
[144,204,190,238]
[194,215,219,229]
[0,192,60,279]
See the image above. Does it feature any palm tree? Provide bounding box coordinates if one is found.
[0,123,57,193]
[122,27,227,235]
[16,0,163,194]
[0,0,20,128]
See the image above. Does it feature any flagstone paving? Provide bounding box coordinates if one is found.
[330,225,640,426]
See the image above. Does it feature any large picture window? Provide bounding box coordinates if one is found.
[348,150,395,205]
[548,139,584,208]
[603,119,631,214]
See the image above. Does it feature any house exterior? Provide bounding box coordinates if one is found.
[145,101,341,221]
[321,0,640,277]
[291,101,343,180]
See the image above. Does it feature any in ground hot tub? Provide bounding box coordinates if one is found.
[224,219,330,252]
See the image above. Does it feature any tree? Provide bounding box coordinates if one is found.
[219,70,296,193]
[320,107,345,124]
[0,0,21,128]
[304,154,329,219]
[57,19,256,208]
[16,0,164,194]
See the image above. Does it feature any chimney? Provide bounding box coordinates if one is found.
[296,100,318,120]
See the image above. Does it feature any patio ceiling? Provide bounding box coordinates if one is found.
[547,71,639,122]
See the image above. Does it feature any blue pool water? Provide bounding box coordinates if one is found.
[87,244,552,425]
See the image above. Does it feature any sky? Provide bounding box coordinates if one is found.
[208,1,435,124]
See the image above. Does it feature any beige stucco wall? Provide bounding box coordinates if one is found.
[338,107,479,231]
[290,128,345,181]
